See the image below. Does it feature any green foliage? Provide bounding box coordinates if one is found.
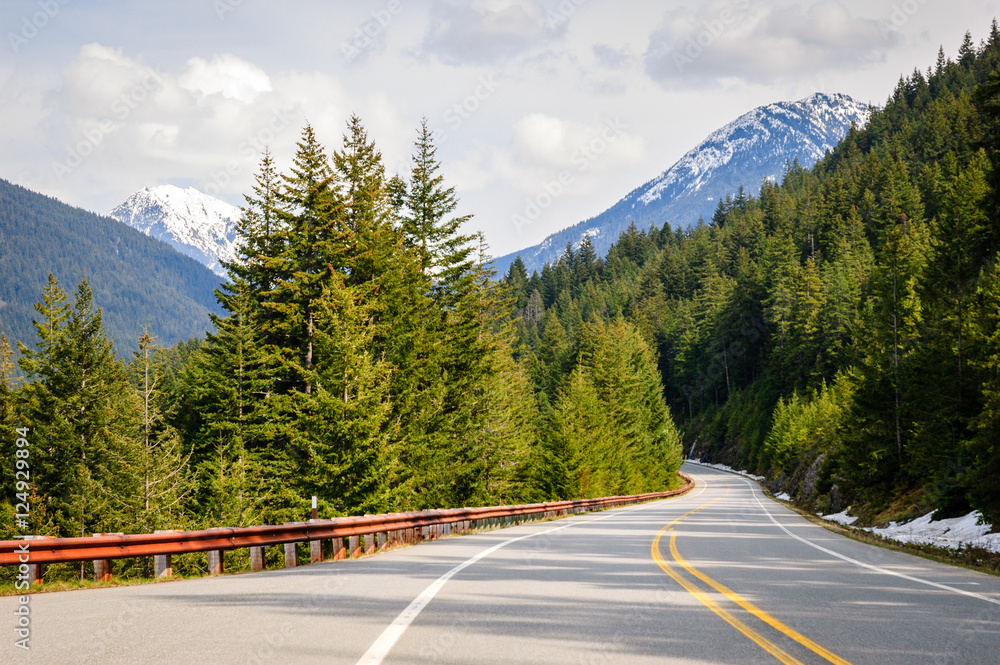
[17,277,138,537]
[506,24,1000,522]
[0,179,221,355]
[760,373,854,476]
[546,319,682,498]
[6,112,655,564]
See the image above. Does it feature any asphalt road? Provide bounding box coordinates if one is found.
[4,463,1000,664]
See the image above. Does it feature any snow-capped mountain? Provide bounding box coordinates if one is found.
[495,92,872,275]
[109,185,240,276]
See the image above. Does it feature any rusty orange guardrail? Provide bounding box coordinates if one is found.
[3,472,694,582]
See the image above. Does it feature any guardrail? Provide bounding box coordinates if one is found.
[3,472,693,585]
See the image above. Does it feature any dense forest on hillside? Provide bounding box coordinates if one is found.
[0,179,223,354]
[504,25,1000,526]
[7,22,1000,586]
[0,117,682,570]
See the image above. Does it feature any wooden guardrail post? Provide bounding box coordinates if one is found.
[283,522,303,567]
[377,532,387,550]
[308,519,323,563]
[365,534,376,555]
[92,533,121,582]
[333,537,346,560]
[207,549,224,576]
[153,530,173,579]
[349,535,360,557]
[250,546,265,572]
[22,536,43,586]
[93,558,112,583]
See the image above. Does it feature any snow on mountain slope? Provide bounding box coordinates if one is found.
[495,92,872,275]
[109,185,240,276]
[636,92,870,207]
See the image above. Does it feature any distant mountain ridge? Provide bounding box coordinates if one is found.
[0,179,222,355]
[110,185,240,276]
[496,92,872,274]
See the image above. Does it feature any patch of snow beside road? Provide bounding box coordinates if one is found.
[821,510,858,526]
[863,511,1000,553]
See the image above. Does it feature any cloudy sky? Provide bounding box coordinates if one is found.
[1,0,997,258]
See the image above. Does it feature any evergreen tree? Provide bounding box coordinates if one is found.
[108,328,191,540]
[403,117,475,287]
[19,279,132,541]
[289,270,394,515]
[266,124,345,396]
[188,279,284,523]
[0,335,21,540]
[226,149,285,295]
[504,256,530,311]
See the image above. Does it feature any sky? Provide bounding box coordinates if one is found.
[0,0,997,258]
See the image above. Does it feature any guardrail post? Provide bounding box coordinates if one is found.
[207,549,224,575]
[377,532,387,550]
[349,535,360,557]
[307,519,323,563]
[333,537,346,560]
[153,530,176,579]
[92,533,121,582]
[93,558,112,583]
[283,522,303,567]
[250,546,265,572]
[22,536,43,586]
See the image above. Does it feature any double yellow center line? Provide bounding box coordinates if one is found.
[651,490,854,665]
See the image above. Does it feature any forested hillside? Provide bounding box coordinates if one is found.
[0,178,222,353]
[0,118,682,558]
[505,25,1000,526]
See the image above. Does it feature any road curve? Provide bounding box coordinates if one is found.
[4,463,999,664]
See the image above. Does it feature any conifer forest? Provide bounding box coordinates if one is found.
[5,25,1000,583]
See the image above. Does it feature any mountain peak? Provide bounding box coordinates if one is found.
[495,92,871,275]
[109,186,241,276]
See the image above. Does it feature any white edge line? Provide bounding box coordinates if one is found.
[733,477,1000,607]
[355,488,700,665]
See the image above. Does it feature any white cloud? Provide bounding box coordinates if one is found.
[592,43,633,69]
[417,0,566,65]
[511,113,643,176]
[644,0,902,87]
[13,45,375,210]
[513,113,567,164]
[178,54,272,103]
